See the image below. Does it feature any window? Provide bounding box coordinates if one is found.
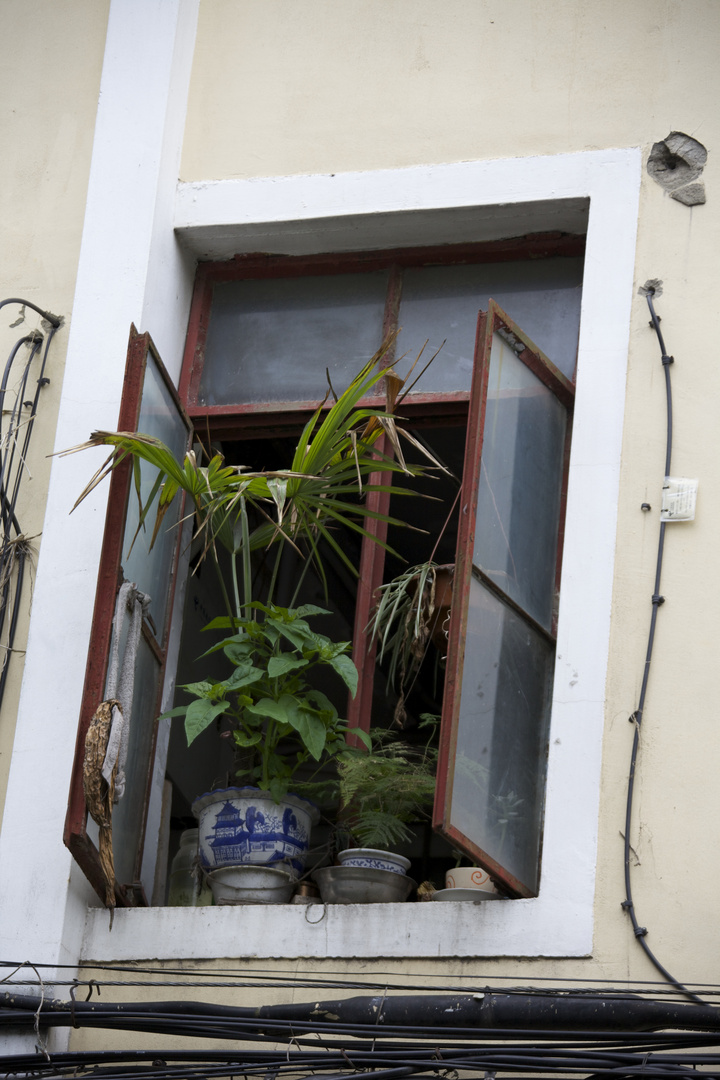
[66,238,582,904]
[435,301,574,897]
[64,327,192,905]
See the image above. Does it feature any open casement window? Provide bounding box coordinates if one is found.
[434,301,574,898]
[64,326,192,906]
[68,244,582,907]
[169,251,580,898]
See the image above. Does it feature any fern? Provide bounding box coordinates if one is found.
[348,810,414,850]
[338,733,437,850]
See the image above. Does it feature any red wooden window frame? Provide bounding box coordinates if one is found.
[433,301,575,898]
[64,326,192,907]
[179,234,583,439]
[180,236,584,743]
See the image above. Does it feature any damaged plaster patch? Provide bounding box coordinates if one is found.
[647,131,707,189]
[670,182,706,206]
[647,131,707,205]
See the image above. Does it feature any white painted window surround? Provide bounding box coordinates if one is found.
[78,148,640,961]
[0,0,633,989]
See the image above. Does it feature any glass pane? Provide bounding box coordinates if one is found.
[122,355,188,637]
[397,257,583,389]
[200,271,389,405]
[450,576,554,894]
[473,334,567,631]
[111,634,161,885]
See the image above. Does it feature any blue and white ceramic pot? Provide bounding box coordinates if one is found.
[192,787,320,880]
[337,847,411,876]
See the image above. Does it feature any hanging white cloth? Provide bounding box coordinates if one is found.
[102,580,151,801]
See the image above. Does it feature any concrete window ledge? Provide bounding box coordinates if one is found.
[82,894,591,961]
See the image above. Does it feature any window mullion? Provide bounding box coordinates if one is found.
[346,263,403,740]
[381,263,403,362]
[470,564,557,647]
[347,436,391,742]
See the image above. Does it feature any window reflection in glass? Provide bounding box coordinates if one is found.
[473,335,566,632]
[122,355,189,638]
[451,575,554,894]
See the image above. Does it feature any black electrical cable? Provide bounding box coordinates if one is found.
[9,977,720,1004]
[5,991,720,1040]
[6,1035,720,1080]
[0,325,56,707]
[0,298,59,709]
[621,287,704,1007]
[13,1031,718,1065]
[0,298,61,327]
[0,334,40,706]
[5,958,720,998]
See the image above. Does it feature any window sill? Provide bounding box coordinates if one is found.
[82,892,592,960]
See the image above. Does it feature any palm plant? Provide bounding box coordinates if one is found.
[65,345,441,797]
[67,343,433,622]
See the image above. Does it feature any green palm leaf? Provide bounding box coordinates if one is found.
[64,345,443,618]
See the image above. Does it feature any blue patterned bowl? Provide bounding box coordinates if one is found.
[337,847,411,875]
[193,787,319,879]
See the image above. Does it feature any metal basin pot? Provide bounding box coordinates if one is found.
[207,865,295,905]
[313,865,416,903]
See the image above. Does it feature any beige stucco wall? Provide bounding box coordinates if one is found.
[177,0,717,978]
[75,0,717,1004]
[0,0,109,826]
[181,0,717,180]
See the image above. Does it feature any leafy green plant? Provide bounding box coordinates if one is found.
[366,476,460,727]
[335,725,438,850]
[369,562,448,680]
[162,603,370,802]
[367,560,455,727]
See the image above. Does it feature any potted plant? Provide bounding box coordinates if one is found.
[69,347,439,900]
[369,560,454,690]
[367,488,460,730]
[312,726,438,903]
[170,601,366,883]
